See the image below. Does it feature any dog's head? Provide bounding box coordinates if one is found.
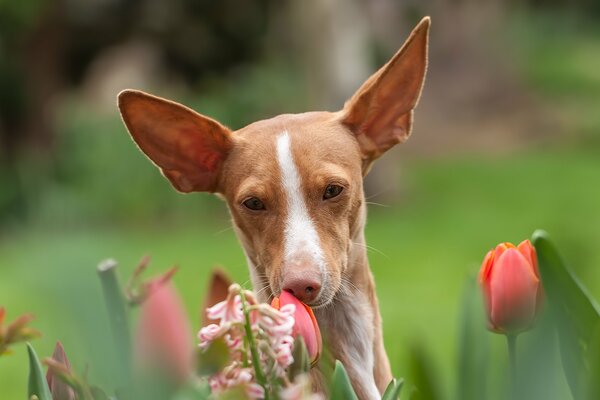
[118,18,429,307]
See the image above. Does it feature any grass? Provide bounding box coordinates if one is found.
[1,146,599,399]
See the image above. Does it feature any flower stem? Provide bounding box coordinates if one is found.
[240,290,269,399]
[507,334,518,398]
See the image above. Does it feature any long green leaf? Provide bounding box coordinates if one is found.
[408,344,441,400]
[455,277,489,400]
[586,325,600,400]
[288,336,310,380]
[27,343,52,400]
[532,230,600,400]
[97,259,132,391]
[382,378,404,400]
[330,360,358,400]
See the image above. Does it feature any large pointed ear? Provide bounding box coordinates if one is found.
[341,17,430,172]
[118,90,233,193]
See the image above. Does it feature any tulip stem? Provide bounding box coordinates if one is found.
[507,334,518,398]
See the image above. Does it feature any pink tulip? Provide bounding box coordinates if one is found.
[134,283,192,383]
[479,240,543,334]
[271,291,322,365]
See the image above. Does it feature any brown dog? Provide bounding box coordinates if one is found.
[118,17,429,399]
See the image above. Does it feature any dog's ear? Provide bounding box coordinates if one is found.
[118,90,233,193]
[341,17,430,173]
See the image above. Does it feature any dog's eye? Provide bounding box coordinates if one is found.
[243,197,266,211]
[323,184,343,200]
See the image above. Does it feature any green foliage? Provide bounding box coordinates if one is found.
[97,259,132,392]
[382,378,404,400]
[532,230,600,400]
[288,337,310,380]
[27,343,52,400]
[330,361,358,400]
[455,278,489,400]
[407,345,441,400]
[196,338,230,377]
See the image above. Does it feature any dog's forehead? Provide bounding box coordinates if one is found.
[220,111,362,195]
[232,111,361,163]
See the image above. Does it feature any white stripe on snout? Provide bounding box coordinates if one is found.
[276,131,326,281]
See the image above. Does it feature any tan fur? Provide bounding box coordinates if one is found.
[118,17,430,399]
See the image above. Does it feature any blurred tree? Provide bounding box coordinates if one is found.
[0,0,274,222]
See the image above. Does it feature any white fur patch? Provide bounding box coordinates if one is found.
[276,131,326,281]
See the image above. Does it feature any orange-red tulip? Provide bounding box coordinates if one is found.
[479,240,543,334]
[271,291,322,365]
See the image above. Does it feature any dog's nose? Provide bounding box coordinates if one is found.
[282,278,321,304]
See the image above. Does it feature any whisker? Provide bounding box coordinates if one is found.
[365,189,390,201]
[365,201,390,208]
[213,226,234,235]
[352,241,390,259]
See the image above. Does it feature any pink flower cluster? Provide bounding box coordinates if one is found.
[198,284,297,399]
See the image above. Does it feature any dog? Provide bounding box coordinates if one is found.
[118,17,429,399]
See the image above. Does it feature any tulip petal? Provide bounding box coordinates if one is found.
[518,240,539,278]
[135,283,192,383]
[489,248,540,333]
[273,292,322,364]
[479,250,494,318]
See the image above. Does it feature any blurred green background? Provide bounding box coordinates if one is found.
[1,0,600,399]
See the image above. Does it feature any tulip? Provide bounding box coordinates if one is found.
[479,239,542,334]
[134,283,193,383]
[271,291,322,365]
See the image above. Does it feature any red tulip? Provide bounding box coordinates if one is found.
[271,291,322,365]
[479,240,543,334]
[134,283,193,383]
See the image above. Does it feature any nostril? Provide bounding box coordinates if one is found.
[282,278,321,302]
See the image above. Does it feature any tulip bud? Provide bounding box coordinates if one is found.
[134,283,193,383]
[479,240,543,334]
[45,341,77,400]
[272,291,322,366]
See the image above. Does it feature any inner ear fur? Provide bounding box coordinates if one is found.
[341,17,430,172]
[118,90,233,193]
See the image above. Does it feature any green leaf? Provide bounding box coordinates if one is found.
[586,325,600,400]
[288,336,310,380]
[456,277,489,400]
[27,343,52,400]
[97,259,132,388]
[196,338,230,376]
[90,386,111,400]
[532,230,600,400]
[330,360,358,400]
[382,378,404,400]
[171,381,211,400]
[407,344,441,400]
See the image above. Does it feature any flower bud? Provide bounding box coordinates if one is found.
[479,240,542,334]
[134,283,192,383]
